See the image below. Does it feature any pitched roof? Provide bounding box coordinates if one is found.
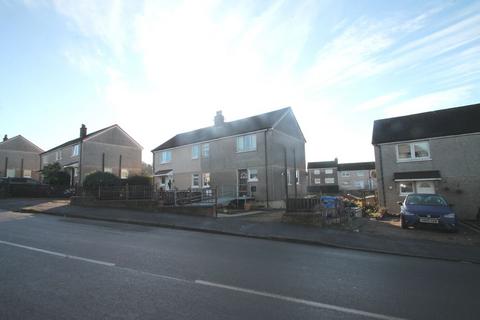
[152,107,292,151]
[41,124,117,154]
[372,103,480,144]
[338,162,375,171]
[0,135,44,153]
[308,160,338,169]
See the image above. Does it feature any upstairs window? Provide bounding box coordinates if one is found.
[313,169,320,175]
[55,150,62,161]
[356,171,365,177]
[324,168,333,174]
[192,145,199,159]
[202,143,209,158]
[341,171,350,177]
[72,145,80,157]
[160,151,172,164]
[237,134,256,152]
[397,141,430,161]
[314,178,321,184]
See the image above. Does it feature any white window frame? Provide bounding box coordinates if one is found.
[104,167,112,173]
[287,169,291,185]
[160,151,172,164]
[324,168,333,175]
[396,141,431,162]
[192,145,200,159]
[121,169,129,179]
[236,134,257,153]
[313,169,320,175]
[72,144,80,157]
[55,150,62,161]
[356,171,364,177]
[399,181,415,196]
[341,171,350,177]
[23,169,32,178]
[248,168,258,182]
[202,172,210,188]
[314,178,321,184]
[192,173,200,188]
[325,177,335,184]
[296,169,300,185]
[202,143,209,158]
[6,169,15,178]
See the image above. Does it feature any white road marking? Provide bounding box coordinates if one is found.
[195,280,408,320]
[0,240,115,267]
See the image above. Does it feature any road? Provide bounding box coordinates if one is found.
[0,204,479,320]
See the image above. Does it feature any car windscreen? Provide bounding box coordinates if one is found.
[406,195,447,206]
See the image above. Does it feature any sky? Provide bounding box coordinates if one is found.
[1,0,479,165]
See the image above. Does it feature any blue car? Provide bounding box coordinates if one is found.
[398,193,457,232]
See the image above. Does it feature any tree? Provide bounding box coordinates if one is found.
[141,162,153,176]
[42,162,70,187]
[126,175,152,186]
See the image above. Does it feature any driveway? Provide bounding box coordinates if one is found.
[353,215,480,246]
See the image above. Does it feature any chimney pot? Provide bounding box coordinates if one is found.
[3,134,7,142]
[214,110,224,126]
[80,124,87,138]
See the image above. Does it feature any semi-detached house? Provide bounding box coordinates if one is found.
[152,107,307,208]
[41,124,142,186]
[372,103,480,220]
[0,135,43,180]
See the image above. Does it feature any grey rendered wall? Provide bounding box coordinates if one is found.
[308,167,337,187]
[376,133,480,220]
[338,169,376,191]
[0,137,42,180]
[41,144,80,183]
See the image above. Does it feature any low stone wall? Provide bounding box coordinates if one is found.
[70,196,216,217]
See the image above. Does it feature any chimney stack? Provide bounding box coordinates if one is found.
[214,111,224,126]
[3,134,7,142]
[80,124,87,138]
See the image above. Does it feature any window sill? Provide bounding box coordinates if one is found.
[396,158,432,163]
[236,149,257,154]
[248,179,258,183]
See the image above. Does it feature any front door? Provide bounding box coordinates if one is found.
[416,181,435,194]
[238,169,248,197]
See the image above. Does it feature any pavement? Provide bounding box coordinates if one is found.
[1,205,479,320]
[2,198,480,264]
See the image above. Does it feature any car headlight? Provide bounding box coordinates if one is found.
[443,213,456,219]
[403,210,415,216]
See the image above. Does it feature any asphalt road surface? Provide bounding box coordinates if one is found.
[0,205,479,320]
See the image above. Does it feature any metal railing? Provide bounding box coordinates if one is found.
[78,185,217,207]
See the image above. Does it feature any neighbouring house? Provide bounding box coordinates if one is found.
[0,135,43,180]
[152,107,307,208]
[307,159,339,194]
[41,124,142,186]
[372,103,480,220]
[307,159,377,194]
[337,162,376,192]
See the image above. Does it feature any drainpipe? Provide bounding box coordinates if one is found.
[293,148,297,199]
[377,145,386,207]
[264,130,269,208]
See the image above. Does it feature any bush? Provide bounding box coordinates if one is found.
[126,175,152,186]
[83,171,121,194]
[42,162,71,187]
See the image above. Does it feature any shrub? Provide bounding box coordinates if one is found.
[42,162,71,187]
[83,171,121,194]
[126,175,152,186]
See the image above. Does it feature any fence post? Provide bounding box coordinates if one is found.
[174,189,177,206]
[214,187,218,217]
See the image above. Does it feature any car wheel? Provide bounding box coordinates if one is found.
[400,217,408,229]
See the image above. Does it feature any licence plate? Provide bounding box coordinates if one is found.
[419,217,439,224]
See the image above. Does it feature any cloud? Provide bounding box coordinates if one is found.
[354,91,405,112]
[383,85,474,118]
